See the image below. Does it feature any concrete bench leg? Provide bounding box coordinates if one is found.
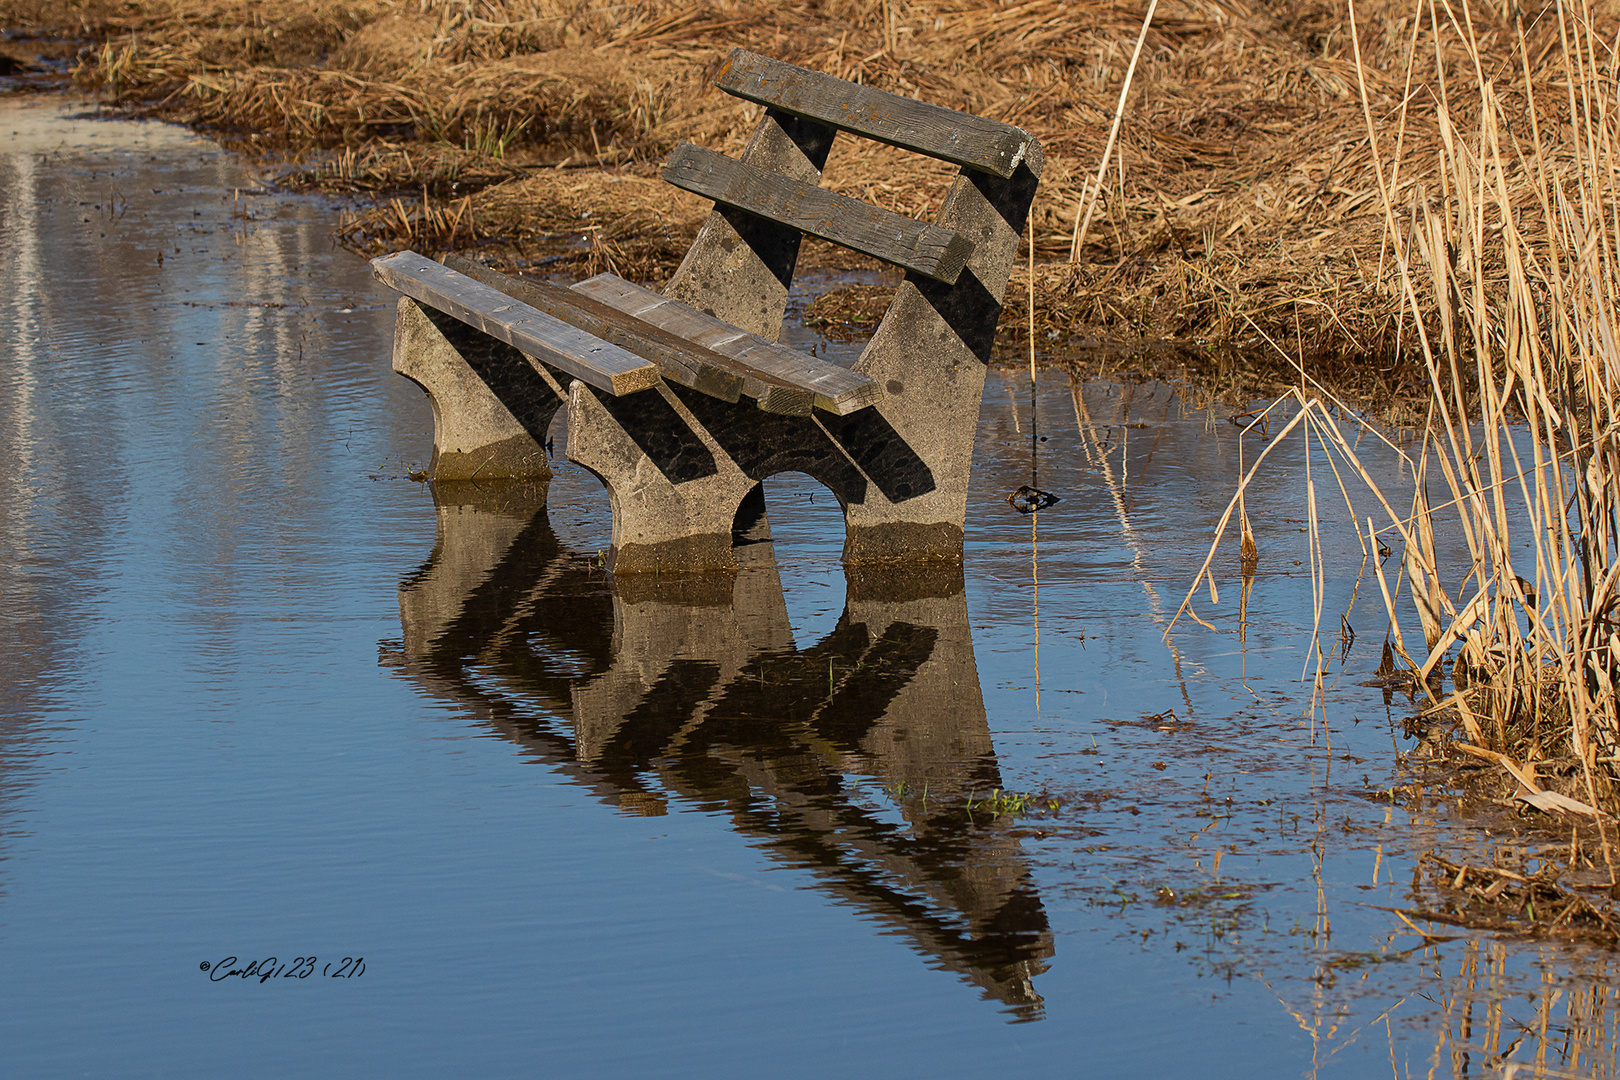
[392,297,562,484]
[839,156,1042,563]
[564,380,760,573]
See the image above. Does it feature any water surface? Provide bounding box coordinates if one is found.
[2,96,1616,1078]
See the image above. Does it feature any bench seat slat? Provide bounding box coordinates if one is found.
[557,276,810,416]
[663,143,974,285]
[715,49,1036,179]
[441,255,746,404]
[372,251,660,397]
[571,273,882,416]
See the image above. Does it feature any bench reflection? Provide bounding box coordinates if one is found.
[388,482,1053,1018]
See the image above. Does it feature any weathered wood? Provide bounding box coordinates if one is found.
[570,275,809,414]
[663,110,836,339]
[714,49,1037,180]
[373,251,660,396]
[663,143,975,285]
[572,273,882,416]
[441,255,745,404]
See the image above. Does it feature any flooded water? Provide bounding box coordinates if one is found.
[3,96,1618,1078]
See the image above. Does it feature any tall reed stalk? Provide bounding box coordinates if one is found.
[1359,0,1620,811]
[1180,0,1620,814]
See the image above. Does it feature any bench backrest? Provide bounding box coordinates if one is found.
[715,50,1036,179]
[659,48,1043,344]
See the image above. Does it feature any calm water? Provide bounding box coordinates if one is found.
[3,96,1617,1078]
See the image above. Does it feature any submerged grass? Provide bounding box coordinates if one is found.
[3,0,1617,364]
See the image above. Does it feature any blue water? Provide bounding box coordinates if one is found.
[2,96,1614,1079]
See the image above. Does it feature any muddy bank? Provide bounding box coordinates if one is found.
[2,0,1594,375]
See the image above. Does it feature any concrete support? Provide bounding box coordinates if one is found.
[840,152,1042,562]
[391,298,561,482]
[563,380,762,573]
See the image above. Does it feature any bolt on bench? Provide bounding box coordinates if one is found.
[374,48,1042,572]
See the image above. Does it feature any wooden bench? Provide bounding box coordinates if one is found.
[375,47,1042,572]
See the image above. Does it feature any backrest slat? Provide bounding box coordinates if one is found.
[663,143,974,284]
[714,49,1037,179]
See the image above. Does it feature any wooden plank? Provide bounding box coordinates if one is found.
[663,143,974,285]
[572,273,882,416]
[372,251,660,397]
[441,255,744,404]
[567,273,808,415]
[715,49,1035,179]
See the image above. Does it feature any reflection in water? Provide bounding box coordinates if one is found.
[1419,941,1620,1079]
[0,99,384,846]
[386,482,1055,1017]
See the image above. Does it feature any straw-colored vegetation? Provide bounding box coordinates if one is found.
[1380,0,1620,822]
[0,0,1611,380]
[1176,0,1620,825]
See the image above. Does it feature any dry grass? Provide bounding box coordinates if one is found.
[1384,0,1620,819]
[3,0,1613,361]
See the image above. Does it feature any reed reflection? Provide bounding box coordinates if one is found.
[387,481,1054,1018]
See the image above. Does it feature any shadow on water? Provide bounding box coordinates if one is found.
[383,480,1055,1018]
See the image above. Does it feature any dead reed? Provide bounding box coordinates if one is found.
[1177,0,1620,821]
[1350,0,1620,819]
[1385,0,1620,817]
